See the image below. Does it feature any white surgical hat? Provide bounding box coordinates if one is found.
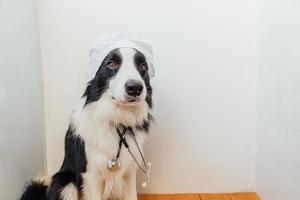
[88,33,155,80]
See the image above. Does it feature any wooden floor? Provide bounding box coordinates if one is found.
[138,193,261,200]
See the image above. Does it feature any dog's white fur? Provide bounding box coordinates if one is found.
[69,48,150,200]
[60,183,79,200]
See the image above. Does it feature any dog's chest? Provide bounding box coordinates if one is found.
[85,127,144,168]
[83,126,145,198]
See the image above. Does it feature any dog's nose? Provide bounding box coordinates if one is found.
[125,80,143,97]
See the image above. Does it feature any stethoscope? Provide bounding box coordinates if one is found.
[107,125,151,188]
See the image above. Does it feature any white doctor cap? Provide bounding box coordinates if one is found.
[88,33,155,80]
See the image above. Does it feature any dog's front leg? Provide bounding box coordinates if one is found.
[82,172,104,200]
[124,170,138,200]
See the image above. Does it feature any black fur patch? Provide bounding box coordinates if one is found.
[135,113,154,133]
[60,126,87,175]
[20,181,47,200]
[83,48,122,105]
[46,171,77,200]
[55,125,87,191]
[136,120,150,133]
[134,50,153,108]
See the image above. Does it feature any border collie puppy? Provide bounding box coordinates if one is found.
[20,34,155,200]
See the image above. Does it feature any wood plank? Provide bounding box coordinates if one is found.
[139,194,172,200]
[229,193,261,200]
[171,194,201,200]
[138,194,158,200]
[200,194,231,200]
[155,194,172,200]
[138,193,260,200]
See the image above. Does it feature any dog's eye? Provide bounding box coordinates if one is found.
[107,61,119,70]
[139,63,147,71]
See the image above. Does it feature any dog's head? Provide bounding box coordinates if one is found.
[83,47,152,108]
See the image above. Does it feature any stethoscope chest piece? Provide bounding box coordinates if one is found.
[107,159,121,172]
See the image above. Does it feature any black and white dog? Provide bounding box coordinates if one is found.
[20,36,154,200]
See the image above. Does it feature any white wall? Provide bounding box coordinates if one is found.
[37,0,256,193]
[256,0,300,199]
[0,0,45,199]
